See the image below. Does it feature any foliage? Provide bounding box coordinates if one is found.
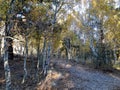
[0,0,9,20]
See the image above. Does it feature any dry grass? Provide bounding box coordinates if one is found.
[37,71,62,90]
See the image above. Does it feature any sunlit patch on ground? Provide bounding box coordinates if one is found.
[36,70,63,90]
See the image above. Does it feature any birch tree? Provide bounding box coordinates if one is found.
[0,0,16,89]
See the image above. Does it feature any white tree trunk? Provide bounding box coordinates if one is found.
[4,38,11,90]
[3,0,15,89]
[37,40,40,72]
[67,49,71,60]
[0,39,1,59]
[22,37,28,84]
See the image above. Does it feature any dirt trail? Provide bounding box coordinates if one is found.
[37,59,120,90]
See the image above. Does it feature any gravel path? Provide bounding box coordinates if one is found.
[48,59,120,90]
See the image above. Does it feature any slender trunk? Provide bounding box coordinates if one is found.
[65,48,70,61]
[1,31,5,58]
[3,0,15,89]
[4,21,12,90]
[42,38,47,76]
[44,42,51,75]
[20,44,23,60]
[113,44,117,64]
[0,39,1,61]
[68,49,71,60]
[36,39,41,81]
[4,38,11,90]
[22,36,28,84]
[99,29,106,65]
[3,13,12,90]
[37,39,40,71]
[47,42,51,65]
[64,39,71,61]
[8,40,13,60]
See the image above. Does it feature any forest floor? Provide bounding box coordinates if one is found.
[0,58,120,90]
[37,59,120,90]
